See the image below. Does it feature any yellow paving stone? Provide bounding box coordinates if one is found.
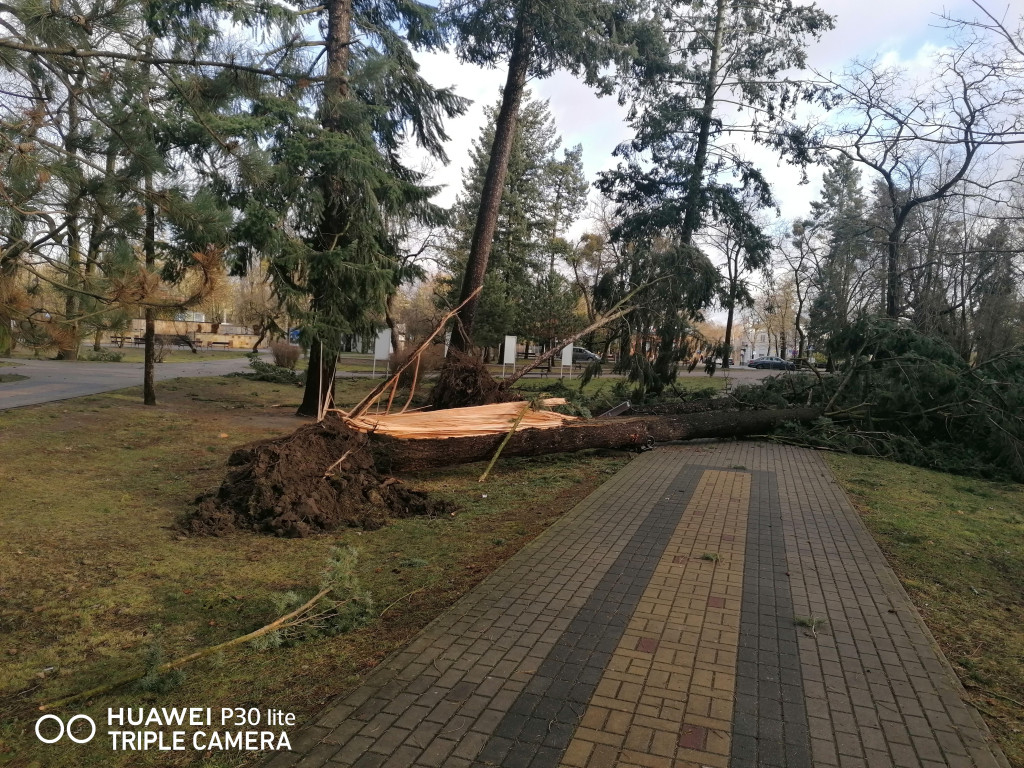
[674,747,728,766]
[560,470,750,767]
[605,709,633,735]
[580,706,609,730]
[636,703,661,718]
[705,730,731,756]
[624,725,654,752]
[574,726,626,748]
[618,751,675,768]
[650,729,680,757]
[586,743,620,766]
[562,738,594,767]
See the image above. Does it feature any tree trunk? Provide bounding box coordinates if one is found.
[648,0,726,382]
[370,407,821,472]
[296,0,356,421]
[298,0,353,418]
[723,283,735,370]
[59,76,84,362]
[297,337,338,418]
[450,5,533,351]
[142,40,158,405]
[885,228,899,319]
[143,183,157,404]
[680,0,727,245]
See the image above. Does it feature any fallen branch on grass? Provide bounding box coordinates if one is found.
[39,587,333,711]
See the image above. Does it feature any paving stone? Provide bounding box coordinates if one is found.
[263,445,1008,768]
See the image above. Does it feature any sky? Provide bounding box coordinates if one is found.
[408,0,984,232]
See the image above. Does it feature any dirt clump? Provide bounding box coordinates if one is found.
[186,414,454,537]
[428,350,522,410]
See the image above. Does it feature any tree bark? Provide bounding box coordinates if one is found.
[298,0,353,418]
[370,407,821,472]
[143,176,157,404]
[297,335,338,418]
[142,39,157,405]
[723,280,735,369]
[59,75,84,361]
[680,0,727,245]
[450,5,533,351]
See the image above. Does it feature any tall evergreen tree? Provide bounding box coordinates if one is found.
[599,0,833,391]
[443,95,585,351]
[163,0,467,416]
[441,0,650,350]
[0,0,233,394]
[804,155,875,361]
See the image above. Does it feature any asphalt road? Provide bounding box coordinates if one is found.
[0,355,260,410]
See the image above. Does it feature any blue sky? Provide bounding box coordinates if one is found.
[409,0,984,227]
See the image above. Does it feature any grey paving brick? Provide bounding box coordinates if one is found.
[263,444,1008,768]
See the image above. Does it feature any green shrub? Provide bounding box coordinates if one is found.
[84,349,124,362]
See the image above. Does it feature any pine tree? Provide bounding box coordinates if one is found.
[442,0,648,350]
[805,155,875,362]
[152,0,466,416]
[599,0,833,391]
[0,0,234,393]
[443,95,586,351]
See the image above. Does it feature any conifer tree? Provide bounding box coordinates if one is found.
[0,0,233,395]
[804,155,876,362]
[599,0,833,391]
[443,95,586,351]
[442,0,650,350]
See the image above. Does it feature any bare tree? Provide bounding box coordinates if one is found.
[821,29,1024,319]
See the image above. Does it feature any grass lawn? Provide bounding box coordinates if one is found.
[91,348,249,364]
[827,455,1024,766]
[513,373,726,400]
[0,373,28,384]
[0,375,629,767]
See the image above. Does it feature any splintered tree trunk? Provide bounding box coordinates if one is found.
[370,407,821,472]
[450,5,533,351]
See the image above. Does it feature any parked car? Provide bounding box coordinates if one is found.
[749,356,795,371]
[572,347,600,364]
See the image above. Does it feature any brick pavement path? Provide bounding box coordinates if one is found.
[266,442,1009,768]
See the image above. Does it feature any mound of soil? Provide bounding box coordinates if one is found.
[186,415,454,537]
[429,350,522,411]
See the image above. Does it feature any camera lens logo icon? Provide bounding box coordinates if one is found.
[35,714,96,744]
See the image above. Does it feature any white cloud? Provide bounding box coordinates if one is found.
[409,0,987,231]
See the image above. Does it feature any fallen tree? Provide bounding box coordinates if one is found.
[188,403,821,535]
[370,406,822,472]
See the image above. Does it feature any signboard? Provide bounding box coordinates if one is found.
[373,328,392,361]
[560,343,574,367]
[502,336,517,366]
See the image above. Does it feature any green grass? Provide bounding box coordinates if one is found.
[827,454,1024,765]
[0,375,627,767]
[95,348,249,364]
[512,374,726,399]
[0,373,28,384]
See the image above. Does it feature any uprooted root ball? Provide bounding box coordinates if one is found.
[428,350,521,411]
[186,415,455,537]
